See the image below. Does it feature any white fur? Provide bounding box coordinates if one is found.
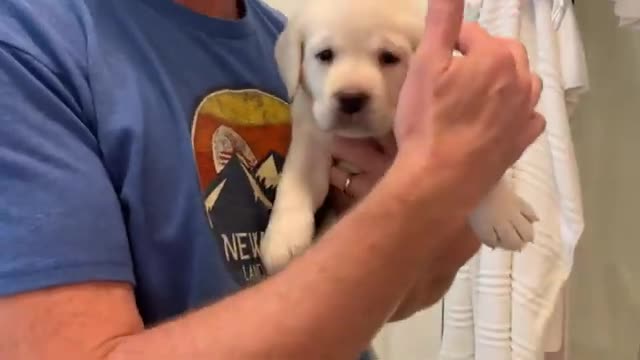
[261,0,538,275]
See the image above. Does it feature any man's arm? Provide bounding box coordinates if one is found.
[0,162,472,360]
[0,158,465,360]
[0,19,463,360]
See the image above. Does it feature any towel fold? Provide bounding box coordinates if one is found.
[439,258,476,360]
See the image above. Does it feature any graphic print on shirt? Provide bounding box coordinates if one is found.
[191,89,291,285]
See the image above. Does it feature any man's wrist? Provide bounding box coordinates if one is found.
[380,148,469,228]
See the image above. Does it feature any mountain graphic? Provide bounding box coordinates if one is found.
[205,154,272,215]
[254,151,285,202]
[203,153,275,285]
[203,150,288,238]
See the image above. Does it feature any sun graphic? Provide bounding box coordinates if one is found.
[191,89,292,193]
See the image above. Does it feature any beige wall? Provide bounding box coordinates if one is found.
[569,2,640,359]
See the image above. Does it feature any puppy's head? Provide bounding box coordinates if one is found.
[275,0,424,138]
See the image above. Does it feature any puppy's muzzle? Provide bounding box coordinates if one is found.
[335,91,370,115]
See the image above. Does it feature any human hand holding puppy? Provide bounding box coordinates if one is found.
[393,5,544,215]
[327,135,396,210]
[324,0,545,321]
[327,1,544,225]
[258,0,545,356]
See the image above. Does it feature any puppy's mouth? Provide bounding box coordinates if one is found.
[325,112,387,138]
[312,100,392,138]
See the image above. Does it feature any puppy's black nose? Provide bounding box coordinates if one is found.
[336,92,370,114]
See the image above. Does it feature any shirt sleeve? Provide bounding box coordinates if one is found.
[0,44,135,296]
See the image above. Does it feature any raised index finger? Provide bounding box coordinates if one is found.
[420,0,465,67]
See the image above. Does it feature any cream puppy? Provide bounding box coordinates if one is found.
[260,0,538,275]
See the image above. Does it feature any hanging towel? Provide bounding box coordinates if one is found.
[439,257,477,360]
[440,1,521,359]
[475,2,524,358]
[440,1,588,359]
[554,4,590,118]
[610,0,640,31]
[512,0,586,359]
[537,4,588,357]
[551,0,569,30]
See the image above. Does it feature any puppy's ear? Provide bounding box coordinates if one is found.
[275,19,304,101]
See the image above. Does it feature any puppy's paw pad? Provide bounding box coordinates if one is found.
[470,190,538,251]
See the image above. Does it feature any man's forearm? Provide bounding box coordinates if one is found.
[108,160,465,360]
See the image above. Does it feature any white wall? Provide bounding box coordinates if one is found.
[261,0,444,358]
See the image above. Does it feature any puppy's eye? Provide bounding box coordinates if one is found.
[379,50,400,66]
[315,49,334,63]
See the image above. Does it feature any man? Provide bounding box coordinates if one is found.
[0,0,543,359]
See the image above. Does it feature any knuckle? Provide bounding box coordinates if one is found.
[516,42,528,58]
[518,114,546,150]
[532,75,543,96]
[483,48,523,95]
[535,113,547,133]
[492,78,518,100]
[504,38,527,56]
[494,47,517,72]
[481,46,516,79]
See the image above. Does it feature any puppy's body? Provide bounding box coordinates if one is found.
[261,0,424,273]
[261,0,537,284]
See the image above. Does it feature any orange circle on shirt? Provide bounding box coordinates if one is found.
[191,89,291,193]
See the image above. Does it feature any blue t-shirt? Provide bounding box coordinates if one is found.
[0,0,292,310]
[0,1,372,358]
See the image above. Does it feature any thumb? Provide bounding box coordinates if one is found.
[420,0,465,67]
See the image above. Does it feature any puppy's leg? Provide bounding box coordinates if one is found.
[469,177,539,251]
[261,99,333,274]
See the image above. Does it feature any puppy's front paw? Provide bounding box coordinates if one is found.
[469,185,539,251]
[261,212,316,275]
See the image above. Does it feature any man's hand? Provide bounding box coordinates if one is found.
[327,135,396,214]
[376,0,544,318]
[394,0,545,214]
[326,137,479,322]
[326,0,543,321]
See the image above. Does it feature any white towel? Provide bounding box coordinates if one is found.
[610,0,640,30]
[439,258,476,360]
[512,0,586,359]
[554,4,590,118]
[536,4,588,356]
[474,2,523,358]
[440,1,588,359]
[440,1,521,359]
